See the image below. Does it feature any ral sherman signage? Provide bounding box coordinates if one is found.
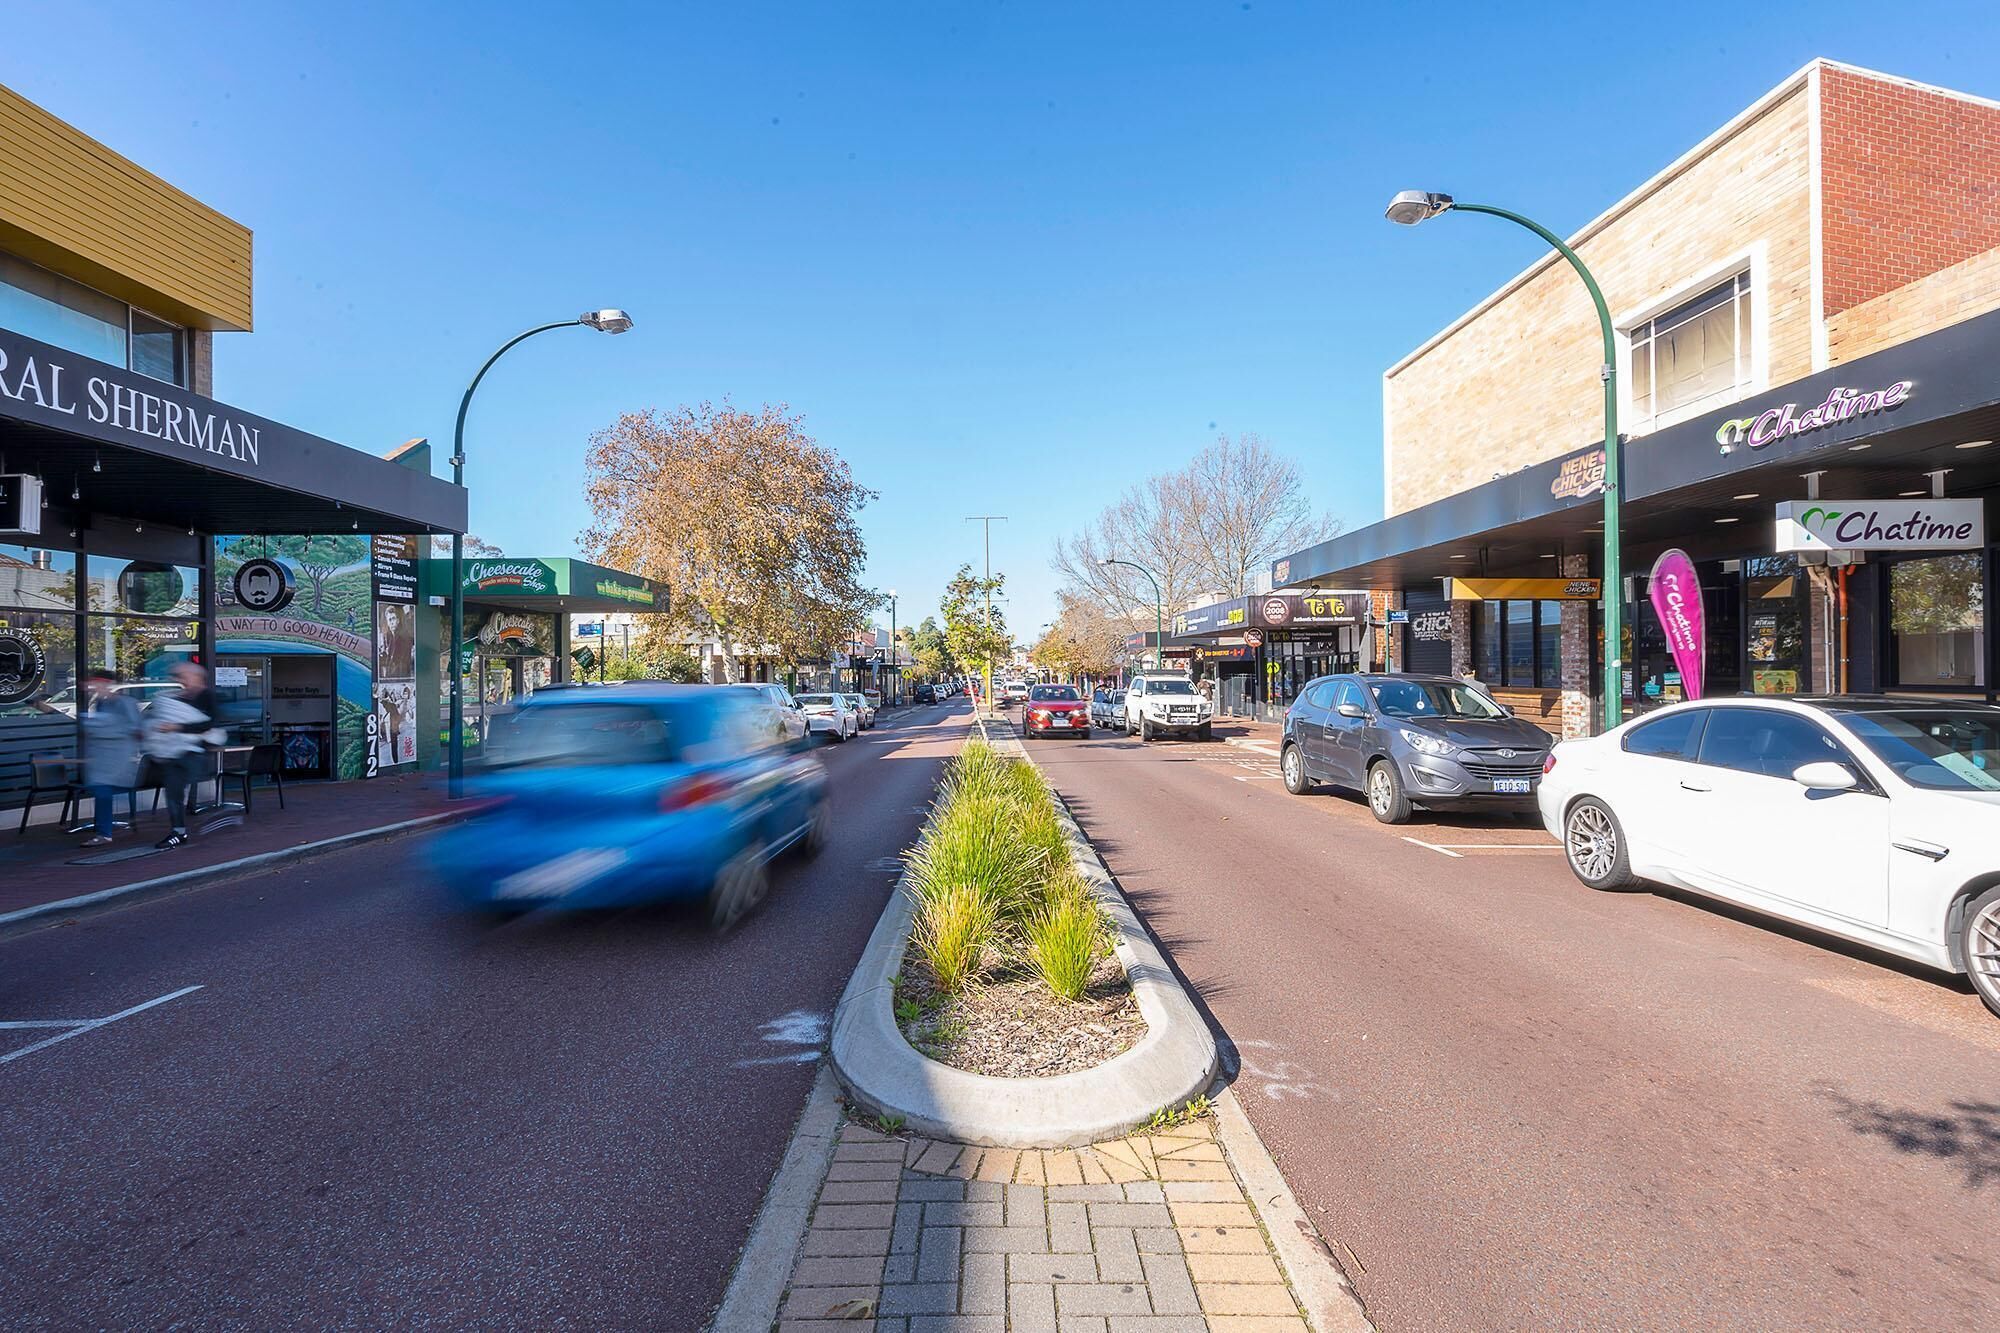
[1775,498,1985,552]
[0,329,266,467]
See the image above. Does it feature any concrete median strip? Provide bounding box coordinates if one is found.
[829,717,1220,1149]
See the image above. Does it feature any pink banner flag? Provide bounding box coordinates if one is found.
[1647,549,1705,702]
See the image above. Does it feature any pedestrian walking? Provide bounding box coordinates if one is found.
[143,660,217,849]
[79,670,144,847]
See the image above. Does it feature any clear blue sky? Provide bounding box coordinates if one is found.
[7,2,1997,636]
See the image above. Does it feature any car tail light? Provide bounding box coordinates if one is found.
[661,773,730,811]
[1542,751,1558,775]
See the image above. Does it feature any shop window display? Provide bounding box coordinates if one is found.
[1890,553,1985,690]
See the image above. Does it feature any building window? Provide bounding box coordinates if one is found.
[1628,271,1752,429]
[1473,600,1565,690]
[1889,553,1985,690]
[129,309,184,385]
[0,251,189,387]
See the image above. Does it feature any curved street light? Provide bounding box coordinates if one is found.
[1100,558,1164,673]
[448,310,633,797]
[1385,193,1624,730]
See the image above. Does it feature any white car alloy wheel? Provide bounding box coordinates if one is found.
[1563,797,1635,890]
[1966,889,2000,1018]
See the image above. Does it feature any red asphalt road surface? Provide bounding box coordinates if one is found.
[1023,724,2000,1332]
[0,703,971,1331]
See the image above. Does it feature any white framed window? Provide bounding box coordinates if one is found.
[1627,271,1752,430]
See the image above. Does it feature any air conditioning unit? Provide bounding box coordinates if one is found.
[0,474,42,536]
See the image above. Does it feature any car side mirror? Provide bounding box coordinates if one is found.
[1336,703,1367,719]
[1793,760,1858,792]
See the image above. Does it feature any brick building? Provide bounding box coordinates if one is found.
[1275,59,2000,736]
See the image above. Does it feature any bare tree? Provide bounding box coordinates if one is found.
[1050,473,1210,623]
[1182,434,1340,596]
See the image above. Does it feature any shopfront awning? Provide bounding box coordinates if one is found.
[1274,306,2000,590]
[0,326,466,535]
[418,556,669,615]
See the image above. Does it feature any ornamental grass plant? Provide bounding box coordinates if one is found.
[905,740,1117,1004]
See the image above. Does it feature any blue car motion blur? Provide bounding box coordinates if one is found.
[427,683,830,930]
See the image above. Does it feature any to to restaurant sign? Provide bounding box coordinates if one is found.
[1255,593,1356,628]
[1775,498,1985,552]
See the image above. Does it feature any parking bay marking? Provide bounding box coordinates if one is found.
[1402,836,1560,858]
[0,985,204,1066]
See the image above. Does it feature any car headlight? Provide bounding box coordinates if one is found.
[1399,728,1456,757]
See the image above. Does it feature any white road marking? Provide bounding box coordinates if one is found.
[734,1008,829,1068]
[1232,774,1284,782]
[1400,836,1465,858]
[0,985,204,1066]
[1427,843,1560,851]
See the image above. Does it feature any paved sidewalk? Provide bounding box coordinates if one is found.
[777,1117,1310,1332]
[0,770,448,920]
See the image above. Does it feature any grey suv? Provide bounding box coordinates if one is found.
[1280,673,1550,823]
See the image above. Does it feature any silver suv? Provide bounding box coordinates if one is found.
[1123,673,1212,741]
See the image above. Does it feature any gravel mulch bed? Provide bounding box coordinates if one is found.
[896,951,1147,1078]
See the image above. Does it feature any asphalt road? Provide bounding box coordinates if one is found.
[1021,720,2000,1332]
[0,700,971,1332]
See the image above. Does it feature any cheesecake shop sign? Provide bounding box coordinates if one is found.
[0,329,266,467]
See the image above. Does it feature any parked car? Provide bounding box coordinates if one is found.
[862,687,883,714]
[1023,684,1090,739]
[843,691,876,730]
[1001,679,1031,707]
[724,682,808,746]
[1540,697,2000,1019]
[1280,673,1549,823]
[1089,688,1127,728]
[914,682,937,705]
[1124,672,1211,741]
[425,684,829,931]
[794,692,859,741]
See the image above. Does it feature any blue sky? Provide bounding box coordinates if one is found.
[7,1,1998,636]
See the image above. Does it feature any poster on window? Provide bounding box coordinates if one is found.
[372,679,418,769]
[375,601,416,682]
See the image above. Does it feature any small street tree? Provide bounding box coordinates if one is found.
[940,564,1009,686]
[583,402,878,679]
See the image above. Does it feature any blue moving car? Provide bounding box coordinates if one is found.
[427,683,830,930]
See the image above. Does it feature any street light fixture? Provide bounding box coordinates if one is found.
[448,310,633,798]
[1385,191,1625,730]
[1100,558,1164,673]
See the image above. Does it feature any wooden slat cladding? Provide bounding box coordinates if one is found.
[1490,688,1564,737]
[0,83,251,331]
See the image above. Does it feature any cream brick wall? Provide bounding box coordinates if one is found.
[1825,245,2000,363]
[1386,84,1815,516]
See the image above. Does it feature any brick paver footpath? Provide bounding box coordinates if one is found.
[777,1116,1308,1332]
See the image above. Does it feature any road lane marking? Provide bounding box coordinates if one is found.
[1400,837,1465,858]
[0,985,204,1066]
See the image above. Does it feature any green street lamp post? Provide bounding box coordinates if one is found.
[1386,191,1624,731]
[1100,558,1164,675]
[448,309,633,798]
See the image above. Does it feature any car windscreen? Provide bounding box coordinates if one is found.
[485,703,679,768]
[1371,679,1505,720]
[1145,679,1195,696]
[796,694,837,706]
[1030,686,1079,701]
[1841,710,2000,792]
[1111,690,1126,701]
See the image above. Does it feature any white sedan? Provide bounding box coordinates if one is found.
[1539,697,2000,1018]
[794,693,859,741]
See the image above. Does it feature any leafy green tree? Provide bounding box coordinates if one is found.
[940,564,1009,683]
[905,616,955,682]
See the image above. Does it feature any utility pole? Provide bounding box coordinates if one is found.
[965,516,1007,713]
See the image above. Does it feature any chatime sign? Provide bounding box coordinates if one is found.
[1775,498,1984,552]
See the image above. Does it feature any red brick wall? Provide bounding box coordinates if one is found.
[1820,66,2000,316]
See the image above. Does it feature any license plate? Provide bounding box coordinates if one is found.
[1048,716,1070,727]
[492,847,628,899]
[1493,778,1532,794]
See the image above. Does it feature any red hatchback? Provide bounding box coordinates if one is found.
[1022,685,1090,739]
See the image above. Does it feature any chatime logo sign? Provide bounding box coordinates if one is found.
[1715,380,1912,451]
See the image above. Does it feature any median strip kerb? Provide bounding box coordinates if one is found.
[0,812,459,935]
[829,712,1220,1148]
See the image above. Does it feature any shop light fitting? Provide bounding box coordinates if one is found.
[1449,554,1471,560]
[70,476,80,501]
[92,455,101,473]
[1899,489,1926,497]
[1955,439,1993,450]
[1848,443,1871,451]
[1732,493,1758,500]
[1714,517,1740,524]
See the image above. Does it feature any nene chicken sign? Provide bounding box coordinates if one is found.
[1776,499,1985,553]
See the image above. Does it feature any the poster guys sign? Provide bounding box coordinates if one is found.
[1647,549,1705,702]
[1776,498,1985,552]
